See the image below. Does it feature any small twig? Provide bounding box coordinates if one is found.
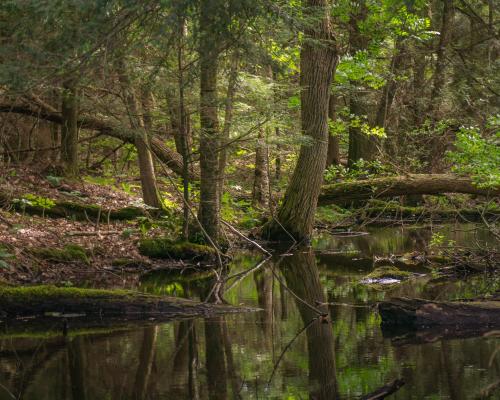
[221,219,272,256]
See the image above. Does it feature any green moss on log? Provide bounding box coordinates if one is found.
[138,238,215,260]
[0,285,131,302]
[29,244,90,265]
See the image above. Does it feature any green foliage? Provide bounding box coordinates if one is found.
[220,192,261,229]
[45,175,63,187]
[447,126,500,188]
[324,160,394,184]
[20,194,56,210]
[0,245,14,269]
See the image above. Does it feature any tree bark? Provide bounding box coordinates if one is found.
[60,82,79,175]
[318,174,500,205]
[262,0,337,241]
[198,0,223,241]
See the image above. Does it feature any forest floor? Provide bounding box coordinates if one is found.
[0,167,184,288]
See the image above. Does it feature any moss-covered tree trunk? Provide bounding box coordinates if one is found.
[60,81,79,175]
[263,0,337,241]
[198,0,223,241]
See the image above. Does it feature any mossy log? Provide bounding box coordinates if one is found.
[0,285,251,320]
[319,174,500,205]
[379,297,500,328]
[0,192,147,221]
[29,244,90,265]
[138,238,216,261]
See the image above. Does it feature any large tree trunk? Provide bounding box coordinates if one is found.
[60,82,79,175]
[198,0,223,241]
[262,0,337,241]
[0,101,199,180]
[318,174,500,205]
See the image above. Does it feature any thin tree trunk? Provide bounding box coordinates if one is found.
[132,326,158,399]
[252,128,269,208]
[198,0,223,241]
[61,81,79,175]
[262,0,337,241]
[429,0,454,117]
[218,52,239,202]
[347,0,374,167]
[326,94,340,167]
[275,127,282,181]
[118,61,163,209]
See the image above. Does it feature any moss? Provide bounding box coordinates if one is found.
[0,285,132,303]
[138,238,215,260]
[365,266,412,281]
[110,206,146,220]
[29,244,91,265]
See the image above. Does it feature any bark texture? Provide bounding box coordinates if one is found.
[263,0,337,240]
[198,0,223,241]
[318,174,499,205]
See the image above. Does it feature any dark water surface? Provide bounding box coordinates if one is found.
[1,224,499,399]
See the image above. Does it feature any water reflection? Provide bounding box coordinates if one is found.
[1,224,499,399]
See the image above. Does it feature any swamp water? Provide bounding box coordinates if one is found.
[1,224,499,399]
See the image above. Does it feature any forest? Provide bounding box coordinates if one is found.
[0,0,499,399]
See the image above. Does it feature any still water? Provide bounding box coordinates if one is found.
[1,224,499,399]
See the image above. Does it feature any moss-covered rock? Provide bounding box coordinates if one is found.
[29,244,90,265]
[138,238,215,261]
[365,266,412,281]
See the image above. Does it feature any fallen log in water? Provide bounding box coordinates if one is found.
[360,379,405,400]
[319,174,499,205]
[0,285,253,321]
[378,297,500,328]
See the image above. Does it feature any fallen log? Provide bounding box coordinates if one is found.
[319,174,499,205]
[378,297,500,328]
[360,379,405,400]
[0,192,148,221]
[0,101,199,180]
[0,285,252,321]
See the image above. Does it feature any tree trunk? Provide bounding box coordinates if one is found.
[198,0,223,241]
[218,51,239,202]
[347,0,375,167]
[326,94,340,167]
[60,82,79,175]
[318,174,500,205]
[429,0,454,117]
[118,62,163,209]
[262,0,337,241]
[252,128,269,208]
